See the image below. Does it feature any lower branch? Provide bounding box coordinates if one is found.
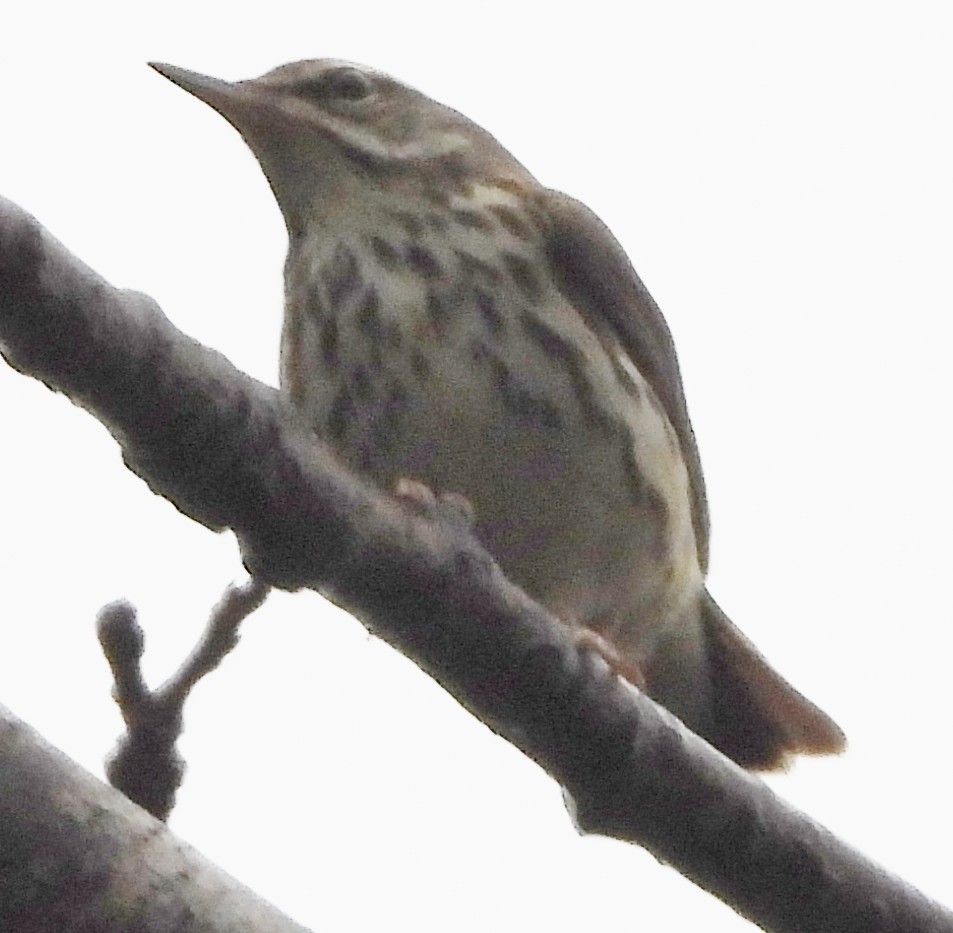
[0,703,309,933]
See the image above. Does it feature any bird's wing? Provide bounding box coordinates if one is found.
[540,189,710,572]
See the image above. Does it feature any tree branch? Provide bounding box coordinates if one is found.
[2,196,950,933]
[0,702,309,932]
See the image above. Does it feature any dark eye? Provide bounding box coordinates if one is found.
[299,67,374,102]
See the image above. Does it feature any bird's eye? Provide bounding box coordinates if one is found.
[299,68,375,103]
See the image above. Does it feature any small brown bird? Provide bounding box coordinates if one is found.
[151,59,845,769]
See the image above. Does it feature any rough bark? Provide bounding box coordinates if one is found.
[0,704,309,932]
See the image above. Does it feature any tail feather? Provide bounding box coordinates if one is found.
[699,592,846,770]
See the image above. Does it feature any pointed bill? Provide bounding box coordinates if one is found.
[148,63,279,140]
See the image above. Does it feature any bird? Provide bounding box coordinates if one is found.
[150,59,846,770]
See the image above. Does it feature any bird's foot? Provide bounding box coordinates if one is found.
[574,628,647,690]
[393,477,476,531]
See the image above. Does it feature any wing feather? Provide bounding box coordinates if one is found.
[540,190,711,572]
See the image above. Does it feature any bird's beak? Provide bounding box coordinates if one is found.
[148,61,322,237]
[149,62,274,137]
[149,63,239,106]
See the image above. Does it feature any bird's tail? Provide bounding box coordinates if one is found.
[697,592,846,770]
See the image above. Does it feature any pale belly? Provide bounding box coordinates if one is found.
[280,221,703,668]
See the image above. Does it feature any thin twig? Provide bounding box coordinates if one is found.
[96,579,270,819]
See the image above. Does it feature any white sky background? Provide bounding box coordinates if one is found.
[3,3,951,930]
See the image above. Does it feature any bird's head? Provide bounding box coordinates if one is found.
[150,60,534,236]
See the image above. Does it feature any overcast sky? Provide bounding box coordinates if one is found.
[4,3,952,930]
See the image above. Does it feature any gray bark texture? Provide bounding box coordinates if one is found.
[0,703,309,932]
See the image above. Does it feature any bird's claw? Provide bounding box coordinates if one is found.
[393,478,476,531]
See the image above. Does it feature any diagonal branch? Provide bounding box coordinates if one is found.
[0,701,310,932]
[1,196,950,933]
